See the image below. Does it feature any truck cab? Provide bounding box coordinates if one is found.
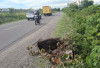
[42,6,52,16]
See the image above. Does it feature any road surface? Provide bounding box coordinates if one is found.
[0,15,53,51]
[0,13,62,68]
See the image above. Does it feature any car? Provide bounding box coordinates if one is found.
[26,11,35,20]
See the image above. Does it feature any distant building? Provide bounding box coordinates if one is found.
[0,8,10,12]
[2,8,10,12]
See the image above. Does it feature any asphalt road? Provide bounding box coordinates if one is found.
[0,13,62,68]
[0,15,54,51]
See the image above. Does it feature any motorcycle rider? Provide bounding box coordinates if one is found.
[34,10,41,24]
[35,10,40,20]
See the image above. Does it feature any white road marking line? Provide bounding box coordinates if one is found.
[3,25,20,31]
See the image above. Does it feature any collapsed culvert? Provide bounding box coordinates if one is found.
[37,38,60,53]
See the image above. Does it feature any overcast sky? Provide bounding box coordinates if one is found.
[0,0,100,9]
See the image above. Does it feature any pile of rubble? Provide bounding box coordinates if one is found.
[27,34,75,68]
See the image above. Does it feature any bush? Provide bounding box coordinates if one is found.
[63,2,100,67]
[86,46,100,68]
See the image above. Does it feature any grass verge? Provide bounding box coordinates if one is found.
[54,13,74,38]
[0,12,26,25]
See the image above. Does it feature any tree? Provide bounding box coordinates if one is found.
[9,8,15,14]
[69,3,79,12]
[52,8,61,12]
[81,0,94,8]
[69,3,78,9]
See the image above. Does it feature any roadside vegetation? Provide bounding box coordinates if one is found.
[55,0,100,67]
[54,13,73,38]
[52,8,61,13]
[0,12,26,25]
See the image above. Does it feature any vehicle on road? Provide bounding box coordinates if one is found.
[34,15,40,25]
[26,11,41,20]
[26,11,35,20]
[34,10,42,19]
[42,6,52,16]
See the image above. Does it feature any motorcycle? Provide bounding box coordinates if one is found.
[34,15,40,25]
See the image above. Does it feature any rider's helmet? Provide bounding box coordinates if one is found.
[36,10,40,15]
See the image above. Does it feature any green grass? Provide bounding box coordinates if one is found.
[54,13,74,38]
[0,12,26,25]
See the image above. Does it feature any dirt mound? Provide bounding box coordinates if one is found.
[27,34,75,68]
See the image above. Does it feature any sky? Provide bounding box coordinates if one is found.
[0,0,100,9]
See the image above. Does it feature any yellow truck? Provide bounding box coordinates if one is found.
[42,6,52,16]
